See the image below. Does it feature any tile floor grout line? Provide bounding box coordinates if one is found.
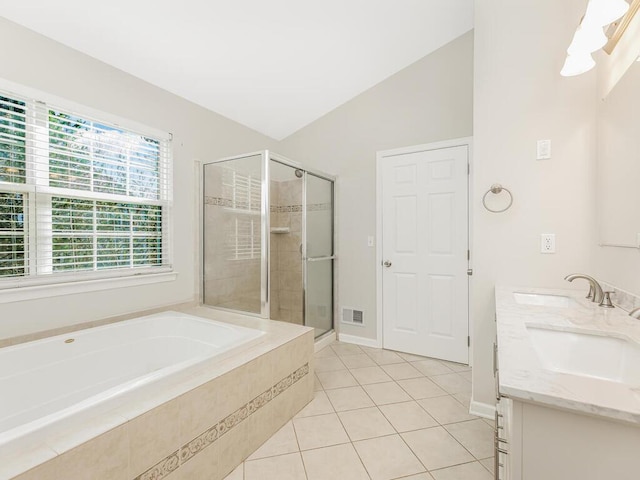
[331,402,374,480]
[394,421,434,476]
[291,404,311,480]
[349,438,375,480]
[439,422,486,467]
[428,458,486,473]
[369,401,433,478]
[296,450,310,480]
[478,455,496,476]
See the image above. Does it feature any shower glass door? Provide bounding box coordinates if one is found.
[269,160,304,325]
[304,173,334,338]
[202,154,265,315]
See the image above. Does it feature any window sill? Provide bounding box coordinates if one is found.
[0,271,178,304]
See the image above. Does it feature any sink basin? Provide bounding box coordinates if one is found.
[526,325,640,385]
[513,292,578,308]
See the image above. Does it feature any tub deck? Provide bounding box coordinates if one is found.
[0,307,314,480]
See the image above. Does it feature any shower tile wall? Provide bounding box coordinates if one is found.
[204,164,261,313]
[270,179,303,325]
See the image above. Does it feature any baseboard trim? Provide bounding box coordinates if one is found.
[338,333,381,348]
[314,331,336,352]
[470,400,496,419]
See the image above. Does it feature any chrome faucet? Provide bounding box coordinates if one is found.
[564,274,604,303]
[629,307,640,319]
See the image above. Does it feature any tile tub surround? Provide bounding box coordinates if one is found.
[495,285,640,424]
[222,341,494,480]
[7,306,315,480]
[270,178,304,326]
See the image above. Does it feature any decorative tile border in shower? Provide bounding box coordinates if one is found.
[204,196,260,212]
[307,203,331,212]
[204,196,330,213]
[135,362,310,480]
[271,204,303,213]
[204,197,331,213]
[270,203,331,213]
[204,196,232,207]
[600,282,640,312]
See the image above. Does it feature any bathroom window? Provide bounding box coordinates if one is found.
[223,168,261,261]
[0,86,172,291]
[228,216,260,260]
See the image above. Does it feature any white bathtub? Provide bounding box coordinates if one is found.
[0,311,265,447]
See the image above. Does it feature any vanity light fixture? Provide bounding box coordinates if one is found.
[561,0,631,76]
[584,0,630,27]
[567,24,608,55]
[561,52,597,76]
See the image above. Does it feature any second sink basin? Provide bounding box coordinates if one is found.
[526,325,640,386]
[513,292,578,308]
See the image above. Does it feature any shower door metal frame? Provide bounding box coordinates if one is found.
[200,150,336,333]
[269,152,336,336]
[200,151,270,318]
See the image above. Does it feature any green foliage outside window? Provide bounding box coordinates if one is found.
[0,192,25,276]
[0,92,167,279]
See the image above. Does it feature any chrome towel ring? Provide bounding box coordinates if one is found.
[482,183,513,213]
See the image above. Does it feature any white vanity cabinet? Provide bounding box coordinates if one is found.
[493,285,640,480]
[494,397,519,480]
[494,395,640,480]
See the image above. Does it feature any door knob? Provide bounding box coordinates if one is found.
[383,260,392,267]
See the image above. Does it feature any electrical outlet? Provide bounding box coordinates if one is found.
[541,234,556,253]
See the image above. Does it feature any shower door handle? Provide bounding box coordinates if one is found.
[305,256,336,262]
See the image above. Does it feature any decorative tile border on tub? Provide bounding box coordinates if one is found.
[134,362,310,480]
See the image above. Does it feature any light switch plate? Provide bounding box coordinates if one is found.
[367,236,374,247]
[537,139,551,160]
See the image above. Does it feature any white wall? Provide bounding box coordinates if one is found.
[280,31,474,340]
[0,18,278,340]
[472,0,598,407]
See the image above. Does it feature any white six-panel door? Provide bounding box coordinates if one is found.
[381,145,469,363]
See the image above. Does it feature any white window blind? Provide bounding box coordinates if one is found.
[0,88,171,287]
[222,168,261,260]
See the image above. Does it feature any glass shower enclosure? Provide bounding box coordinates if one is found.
[201,151,334,338]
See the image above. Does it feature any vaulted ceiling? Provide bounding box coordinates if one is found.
[0,0,473,140]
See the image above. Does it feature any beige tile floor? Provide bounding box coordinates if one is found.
[224,341,494,480]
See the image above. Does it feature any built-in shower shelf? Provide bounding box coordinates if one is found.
[270,227,290,234]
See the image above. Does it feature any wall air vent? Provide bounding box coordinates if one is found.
[342,307,364,326]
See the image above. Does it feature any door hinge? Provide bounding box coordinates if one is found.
[467,268,473,276]
[467,336,471,347]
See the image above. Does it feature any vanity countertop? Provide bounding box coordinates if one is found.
[495,285,640,425]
